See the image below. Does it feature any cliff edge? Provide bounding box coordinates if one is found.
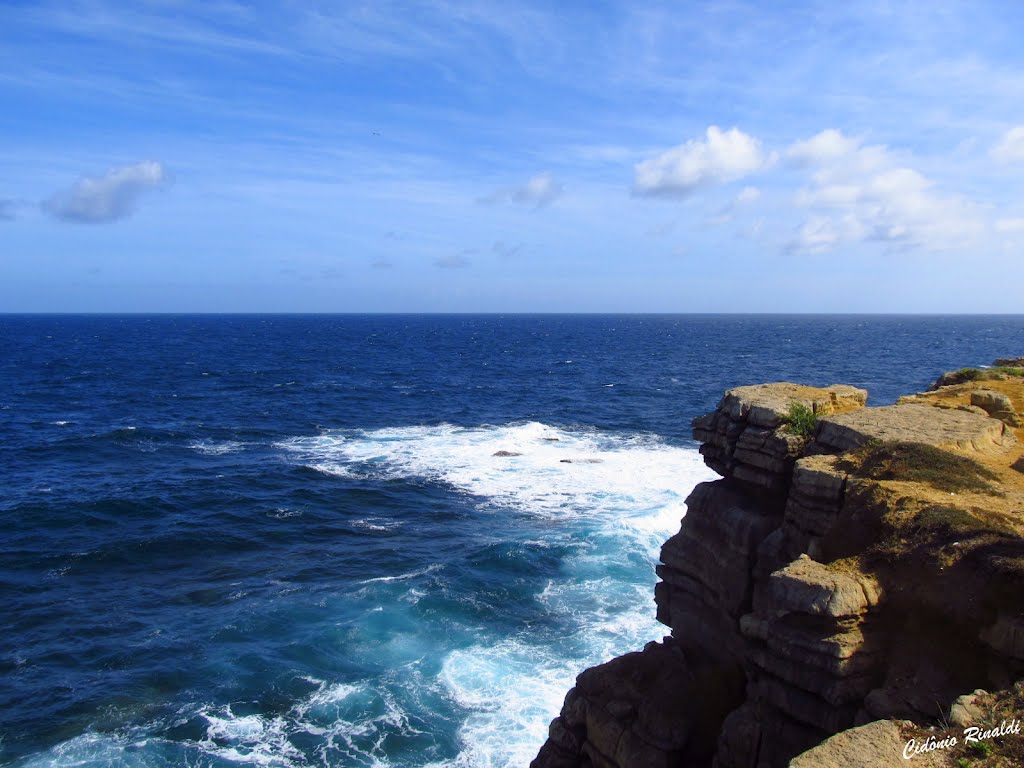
[533,362,1024,768]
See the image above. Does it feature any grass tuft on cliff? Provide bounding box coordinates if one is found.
[837,440,1001,495]
[780,402,818,437]
[934,366,1024,387]
[904,682,1024,768]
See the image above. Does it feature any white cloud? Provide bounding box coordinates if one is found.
[434,252,471,269]
[787,130,981,253]
[788,215,866,254]
[736,186,760,204]
[633,126,766,197]
[786,129,860,166]
[480,173,562,208]
[44,161,167,223]
[991,126,1024,163]
[995,217,1024,233]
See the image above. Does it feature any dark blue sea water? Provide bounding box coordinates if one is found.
[2,314,1022,768]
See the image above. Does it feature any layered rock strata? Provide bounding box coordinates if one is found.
[534,365,1024,768]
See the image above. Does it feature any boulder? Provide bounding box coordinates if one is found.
[970,388,1022,427]
[948,689,988,728]
[760,556,882,620]
[788,720,918,767]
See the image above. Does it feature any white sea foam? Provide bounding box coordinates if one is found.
[200,707,305,766]
[17,733,144,768]
[351,517,402,531]
[278,421,716,767]
[268,508,304,519]
[277,421,712,523]
[188,678,430,768]
[304,461,356,478]
[359,563,442,585]
[189,439,248,455]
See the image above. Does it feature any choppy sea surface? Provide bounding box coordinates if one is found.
[2,314,1022,768]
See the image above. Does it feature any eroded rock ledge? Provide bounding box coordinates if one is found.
[533,363,1024,768]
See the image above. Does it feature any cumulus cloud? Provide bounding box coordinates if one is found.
[44,161,168,223]
[786,130,981,253]
[991,126,1024,164]
[480,173,562,208]
[786,129,860,166]
[434,252,471,269]
[633,126,766,198]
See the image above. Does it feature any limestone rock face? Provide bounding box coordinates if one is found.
[817,403,1013,454]
[693,383,866,494]
[761,556,882,619]
[655,481,779,662]
[737,557,886,739]
[534,371,1024,768]
[531,639,743,768]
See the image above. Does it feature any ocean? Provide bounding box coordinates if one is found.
[2,314,1022,768]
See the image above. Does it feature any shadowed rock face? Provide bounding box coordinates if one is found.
[532,373,1024,768]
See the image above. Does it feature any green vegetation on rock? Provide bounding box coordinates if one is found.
[780,402,818,437]
[935,366,1024,387]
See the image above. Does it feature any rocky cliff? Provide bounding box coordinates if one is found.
[533,363,1024,767]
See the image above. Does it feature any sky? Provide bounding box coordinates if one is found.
[2,0,1024,312]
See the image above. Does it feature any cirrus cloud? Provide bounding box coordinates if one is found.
[633,126,767,198]
[44,161,168,223]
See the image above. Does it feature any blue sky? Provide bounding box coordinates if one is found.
[2,1,1024,312]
